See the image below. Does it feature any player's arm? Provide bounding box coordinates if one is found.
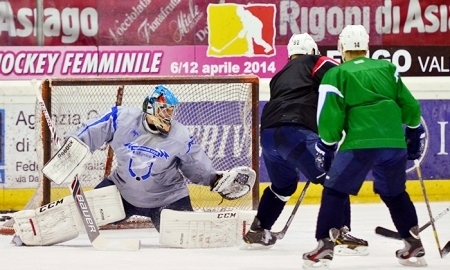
[317,71,346,145]
[177,135,217,186]
[314,70,345,172]
[66,106,120,151]
[178,136,255,200]
[43,107,120,184]
[393,66,421,127]
[392,66,425,160]
[311,56,339,89]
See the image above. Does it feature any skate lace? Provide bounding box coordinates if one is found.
[339,226,367,245]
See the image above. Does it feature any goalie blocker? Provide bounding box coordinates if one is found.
[13,186,125,246]
[42,136,92,185]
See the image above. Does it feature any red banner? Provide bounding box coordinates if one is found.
[1,0,449,46]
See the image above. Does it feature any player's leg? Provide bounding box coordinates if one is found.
[244,35,254,55]
[242,127,299,249]
[251,32,272,52]
[13,185,126,246]
[301,131,369,255]
[373,148,426,266]
[148,197,194,232]
[123,196,194,233]
[303,149,373,268]
[94,178,130,223]
[95,178,116,189]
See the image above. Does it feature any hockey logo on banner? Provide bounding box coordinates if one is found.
[207,3,276,57]
[0,109,4,184]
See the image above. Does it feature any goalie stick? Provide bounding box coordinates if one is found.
[273,180,311,240]
[375,205,450,240]
[32,80,140,251]
[104,85,124,178]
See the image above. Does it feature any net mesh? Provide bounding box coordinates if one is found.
[0,76,259,234]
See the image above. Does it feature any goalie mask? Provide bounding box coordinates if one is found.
[142,85,179,135]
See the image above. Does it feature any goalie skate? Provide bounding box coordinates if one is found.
[334,226,369,256]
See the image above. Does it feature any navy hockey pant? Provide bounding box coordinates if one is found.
[315,148,418,240]
[258,125,351,230]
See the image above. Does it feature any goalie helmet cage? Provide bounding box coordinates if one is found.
[0,75,260,234]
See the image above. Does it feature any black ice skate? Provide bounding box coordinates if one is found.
[240,217,277,250]
[335,226,369,256]
[302,228,340,270]
[396,225,427,267]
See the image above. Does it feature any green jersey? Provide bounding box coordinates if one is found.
[317,57,421,150]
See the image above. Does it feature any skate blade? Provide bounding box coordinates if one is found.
[302,259,331,270]
[239,241,274,250]
[11,235,24,246]
[398,256,427,267]
[335,244,369,256]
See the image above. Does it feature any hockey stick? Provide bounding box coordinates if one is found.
[103,85,124,178]
[375,205,450,240]
[416,160,447,258]
[210,36,239,53]
[273,180,311,240]
[441,241,450,257]
[34,81,140,251]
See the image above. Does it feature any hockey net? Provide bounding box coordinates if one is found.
[0,75,260,234]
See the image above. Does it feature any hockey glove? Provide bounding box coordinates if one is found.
[315,140,337,172]
[211,166,256,200]
[405,124,425,160]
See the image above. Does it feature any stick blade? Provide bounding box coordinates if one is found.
[92,235,141,251]
[374,226,401,240]
[440,241,450,258]
[273,232,285,240]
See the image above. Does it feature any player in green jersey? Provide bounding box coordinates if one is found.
[302,25,427,269]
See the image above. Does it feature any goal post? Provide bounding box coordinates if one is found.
[0,75,260,234]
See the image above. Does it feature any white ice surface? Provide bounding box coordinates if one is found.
[1,202,449,270]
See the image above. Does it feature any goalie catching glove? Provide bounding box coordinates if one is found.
[211,166,256,200]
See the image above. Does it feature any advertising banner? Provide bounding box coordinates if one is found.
[1,0,449,46]
[0,108,4,184]
[1,45,449,80]
[1,99,38,188]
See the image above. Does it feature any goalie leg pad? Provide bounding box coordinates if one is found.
[13,208,80,246]
[84,185,127,227]
[159,209,256,248]
[13,185,125,246]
